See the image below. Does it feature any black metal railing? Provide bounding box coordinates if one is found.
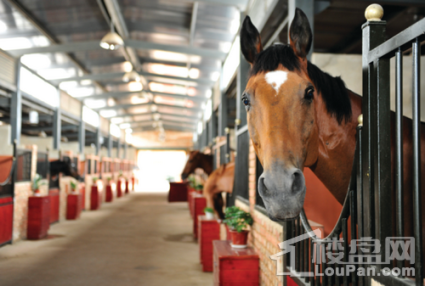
[36,151,48,179]
[15,149,31,182]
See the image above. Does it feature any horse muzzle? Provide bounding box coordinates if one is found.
[258,168,306,221]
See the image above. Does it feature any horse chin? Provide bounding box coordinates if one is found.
[268,215,299,222]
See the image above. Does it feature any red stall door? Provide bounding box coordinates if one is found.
[0,197,13,245]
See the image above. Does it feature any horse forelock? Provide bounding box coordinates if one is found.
[250,44,352,124]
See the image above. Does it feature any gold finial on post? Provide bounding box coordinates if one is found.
[234,118,241,126]
[224,127,230,134]
[365,4,384,21]
[358,114,363,127]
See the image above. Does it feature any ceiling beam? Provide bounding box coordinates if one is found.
[5,0,107,92]
[93,102,202,111]
[133,125,196,132]
[111,104,201,117]
[82,89,206,102]
[50,71,215,86]
[8,40,227,59]
[112,111,200,120]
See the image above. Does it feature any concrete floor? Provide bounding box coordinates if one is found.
[0,193,213,286]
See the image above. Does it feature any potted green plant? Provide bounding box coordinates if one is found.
[70,181,78,194]
[223,206,253,248]
[188,175,196,189]
[194,183,203,194]
[204,207,214,219]
[32,174,47,196]
[107,177,112,185]
[92,177,98,184]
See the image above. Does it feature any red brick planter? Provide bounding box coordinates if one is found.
[48,189,59,224]
[116,180,123,198]
[213,240,259,285]
[198,216,220,272]
[66,194,82,220]
[90,185,101,210]
[105,184,113,202]
[192,193,206,239]
[125,180,130,194]
[27,196,50,240]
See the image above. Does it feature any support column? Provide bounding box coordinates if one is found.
[124,142,127,159]
[11,58,22,145]
[95,127,101,156]
[52,108,61,150]
[236,36,250,130]
[78,120,85,154]
[108,134,112,157]
[117,138,121,158]
[218,91,227,137]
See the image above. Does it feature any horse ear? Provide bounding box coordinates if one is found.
[240,16,263,64]
[289,8,313,59]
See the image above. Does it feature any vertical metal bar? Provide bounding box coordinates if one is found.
[305,229,309,283]
[107,133,112,158]
[295,218,300,272]
[95,127,101,156]
[350,191,358,286]
[361,19,386,251]
[225,128,230,164]
[53,108,61,150]
[311,240,315,286]
[356,124,363,286]
[322,244,327,286]
[11,58,22,145]
[342,219,348,286]
[218,91,227,137]
[117,137,120,158]
[412,37,422,285]
[300,222,304,274]
[78,120,85,154]
[335,234,341,286]
[124,142,127,159]
[395,48,404,271]
[315,243,321,286]
[374,55,392,271]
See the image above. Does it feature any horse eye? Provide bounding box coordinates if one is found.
[305,88,314,101]
[242,96,250,106]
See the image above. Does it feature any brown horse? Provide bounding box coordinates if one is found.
[181,150,213,180]
[203,162,235,219]
[239,6,425,250]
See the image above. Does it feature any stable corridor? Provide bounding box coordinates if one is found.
[0,193,212,286]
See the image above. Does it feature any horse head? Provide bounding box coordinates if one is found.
[181,150,213,179]
[240,9,354,221]
[61,157,81,180]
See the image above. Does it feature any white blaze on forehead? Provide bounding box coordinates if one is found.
[265,71,288,94]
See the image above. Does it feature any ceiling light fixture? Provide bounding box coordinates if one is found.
[100,22,124,50]
[122,70,140,82]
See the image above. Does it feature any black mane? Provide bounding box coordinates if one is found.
[250,44,352,124]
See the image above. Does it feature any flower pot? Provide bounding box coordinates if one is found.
[34,189,41,196]
[230,230,249,248]
[205,212,214,220]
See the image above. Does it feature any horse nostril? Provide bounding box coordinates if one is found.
[258,176,268,196]
[291,169,304,195]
